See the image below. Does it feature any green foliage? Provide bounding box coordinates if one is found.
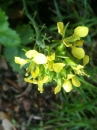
[16,24,34,45]
[0,8,35,72]
[0,9,20,46]
[4,47,26,72]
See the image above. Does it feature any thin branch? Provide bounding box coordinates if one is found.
[22,0,39,36]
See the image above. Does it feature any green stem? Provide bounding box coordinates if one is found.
[22,0,39,36]
[22,0,45,48]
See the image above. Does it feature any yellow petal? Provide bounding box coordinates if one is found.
[33,53,47,64]
[83,55,89,66]
[41,76,49,83]
[38,83,44,93]
[74,26,89,37]
[63,80,72,92]
[25,50,38,58]
[46,61,54,71]
[53,63,65,73]
[31,67,39,78]
[72,46,85,59]
[38,76,49,84]
[67,74,75,80]
[54,85,61,94]
[72,65,84,71]
[72,77,81,87]
[24,78,39,84]
[24,78,33,83]
[47,53,55,61]
[57,22,64,35]
[14,57,28,65]
[76,65,84,70]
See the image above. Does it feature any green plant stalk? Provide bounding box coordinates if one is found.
[22,0,38,35]
[22,0,44,48]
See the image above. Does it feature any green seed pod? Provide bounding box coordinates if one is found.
[56,43,65,52]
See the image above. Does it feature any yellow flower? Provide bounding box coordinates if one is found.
[72,65,83,74]
[74,26,89,37]
[24,76,49,93]
[14,57,28,66]
[24,78,45,93]
[63,74,81,92]
[71,46,85,59]
[25,50,47,64]
[72,65,85,75]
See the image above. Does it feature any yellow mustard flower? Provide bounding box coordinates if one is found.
[25,50,47,64]
[74,26,89,37]
[24,78,44,93]
[63,74,81,92]
[24,76,49,93]
[72,65,84,75]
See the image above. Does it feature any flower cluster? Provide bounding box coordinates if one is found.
[14,22,89,94]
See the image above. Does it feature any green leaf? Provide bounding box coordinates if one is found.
[4,47,25,72]
[0,9,20,46]
[16,24,34,45]
[0,28,20,46]
[0,8,9,31]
